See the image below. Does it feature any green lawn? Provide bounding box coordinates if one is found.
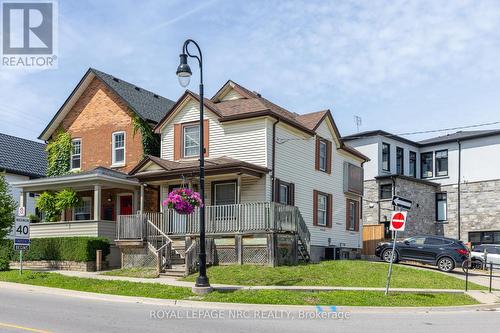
[202,289,478,307]
[101,268,158,279]
[0,270,192,299]
[183,261,486,290]
[0,270,479,307]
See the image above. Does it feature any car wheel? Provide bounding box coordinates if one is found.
[382,249,398,263]
[437,257,455,272]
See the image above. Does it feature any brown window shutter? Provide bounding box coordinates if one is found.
[327,193,332,228]
[174,124,181,160]
[313,190,318,226]
[315,137,320,170]
[346,199,351,231]
[203,119,209,157]
[289,183,295,206]
[274,178,281,203]
[326,140,332,174]
[354,200,360,231]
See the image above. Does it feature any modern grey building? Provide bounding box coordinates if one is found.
[343,129,500,245]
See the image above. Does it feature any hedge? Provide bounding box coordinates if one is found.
[0,237,110,262]
[0,258,8,271]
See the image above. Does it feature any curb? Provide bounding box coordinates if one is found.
[1,281,498,313]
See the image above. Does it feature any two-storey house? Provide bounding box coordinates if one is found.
[123,80,367,271]
[343,129,500,246]
[13,68,175,266]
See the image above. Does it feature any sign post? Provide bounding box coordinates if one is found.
[385,210,407,295]
[13,216,30,275]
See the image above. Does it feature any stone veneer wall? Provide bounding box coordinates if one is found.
[9,260,99,272]
[362,180,379,225]
[441,179,500,241]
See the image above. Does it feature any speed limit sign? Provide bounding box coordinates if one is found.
[13,217,30,251]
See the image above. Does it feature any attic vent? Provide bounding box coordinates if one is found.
[153,94,159,98]
[112,77,120,82]
[135,87,141,91]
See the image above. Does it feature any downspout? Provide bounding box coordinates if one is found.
[270,118,280,201]
[457,140,462,240]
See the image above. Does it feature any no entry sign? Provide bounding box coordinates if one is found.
[390,211,407,231]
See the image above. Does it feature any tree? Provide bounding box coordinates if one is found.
[0,173,16,239]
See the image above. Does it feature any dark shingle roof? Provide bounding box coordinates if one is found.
[0,133,47,177]
[418,130,500,145]
[91,68,175,123]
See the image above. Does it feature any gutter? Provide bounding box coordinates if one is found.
[270,118,280,201]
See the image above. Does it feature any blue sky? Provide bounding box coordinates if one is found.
[2,0,500,142]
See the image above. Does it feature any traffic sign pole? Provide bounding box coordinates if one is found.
[385,229,398,295]
[19,250,23,275]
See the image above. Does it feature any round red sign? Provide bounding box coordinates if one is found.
[391,212,405,230]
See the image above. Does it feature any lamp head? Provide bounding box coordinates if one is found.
[176,53,192,87]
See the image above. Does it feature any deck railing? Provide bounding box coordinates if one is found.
[117,202,311,242]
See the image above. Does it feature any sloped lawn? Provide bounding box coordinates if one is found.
[183,260,486,290]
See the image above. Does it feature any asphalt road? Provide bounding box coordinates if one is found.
[0,286,499,333]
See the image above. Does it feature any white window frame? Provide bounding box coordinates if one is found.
[71,139,81,171]
[348,200,356,231]
[317,193,328,227]
[112,131,126,167]
[183,124,200,158]
[319,140,327,172]
[213,181,237,206]
[73,197,92,221]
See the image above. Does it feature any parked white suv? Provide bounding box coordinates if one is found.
[470,244,500,268]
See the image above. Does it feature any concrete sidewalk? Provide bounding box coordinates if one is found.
[50,270,467,294]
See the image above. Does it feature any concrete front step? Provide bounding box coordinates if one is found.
[161,265,187,277]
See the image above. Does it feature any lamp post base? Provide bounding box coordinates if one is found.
[192,285,213,295]
[195,275,210,288]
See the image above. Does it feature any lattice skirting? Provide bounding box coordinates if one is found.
[242,246,268,264]
[122,247,157,269]
[216,246,237,264]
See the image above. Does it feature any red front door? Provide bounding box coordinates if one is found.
[119,195,133,215]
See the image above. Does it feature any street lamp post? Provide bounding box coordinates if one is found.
[176,39,210,291]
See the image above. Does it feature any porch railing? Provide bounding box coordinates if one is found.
[117,202,311,242]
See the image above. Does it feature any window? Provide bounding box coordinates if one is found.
[469,231,500,246]
[112,132,125,165]
[346,199,359,231]
[344,162,363,195]
[435,149,448,177]
[382,143,390,172]
[213,181,237,206]
[314,190,331,227]
[421,152,433,178]
[379,184,392,200]
[409,151,417,178]
[424,237,448,245]
[74,197,91,220]
[436,192,447,221]
[183,124,200,158]
[317,193,328,226]
[274,179,294,205]
[71,139,81,170]
[406,237,425,245]
[315,137,331,173]
[396,147,404,175]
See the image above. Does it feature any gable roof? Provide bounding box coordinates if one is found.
[0,133,47,178]
[342,130,419,146]
[153,80,368,161]
[39,68,175,140]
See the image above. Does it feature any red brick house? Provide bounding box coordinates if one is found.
[13,68,175,266]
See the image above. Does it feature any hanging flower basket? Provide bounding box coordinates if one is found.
[163,188,203,215]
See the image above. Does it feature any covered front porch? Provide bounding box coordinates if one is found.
[13,167,158,267]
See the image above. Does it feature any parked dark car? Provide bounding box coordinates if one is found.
[375,236,469,272]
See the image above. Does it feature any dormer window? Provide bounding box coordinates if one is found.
[112,131,126,166]
[183,124,200,158]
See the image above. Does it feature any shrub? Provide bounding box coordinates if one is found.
[0,237,110,262]
[0,258,8,271]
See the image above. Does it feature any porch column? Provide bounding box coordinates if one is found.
[133,189,140,213]
[94,185,101,221]
[140,184,145,213]
[237,175,242,203]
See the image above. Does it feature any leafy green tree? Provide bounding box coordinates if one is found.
[0,173,16,239]
[36,189,81,222]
